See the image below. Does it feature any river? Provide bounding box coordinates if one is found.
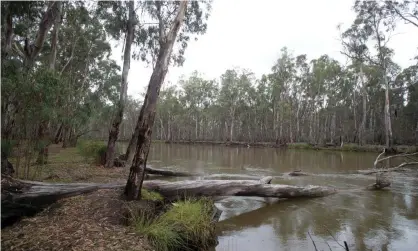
[143,143,418,251]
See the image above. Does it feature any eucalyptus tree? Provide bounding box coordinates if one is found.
[178,71,218,140]
[349,0,400,148]
[1,1,63,164]
[1,0,121,169]
[96,0,137,168]
[268,47,295,143]
[123,0,212,169]
[125,0,213,200]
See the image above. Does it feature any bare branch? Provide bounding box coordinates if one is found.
[12,43,25,58]
[376,152,418,165]
[374,149,386,168]
[391,4,418,28]
[325,228,346,249]
[60,37,79,75]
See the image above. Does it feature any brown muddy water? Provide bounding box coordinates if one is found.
[142,143,418,251]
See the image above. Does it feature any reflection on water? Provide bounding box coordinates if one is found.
[138,143,418,250]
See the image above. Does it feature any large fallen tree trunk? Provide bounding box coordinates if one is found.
[141,179,337,200]
[1,176,122,228]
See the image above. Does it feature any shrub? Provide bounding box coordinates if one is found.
[76,140,107,164]
[1,140,17,159]
[141,189,164,201]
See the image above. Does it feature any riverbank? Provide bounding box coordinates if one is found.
[162,140,418,153]
[2,144,218,251]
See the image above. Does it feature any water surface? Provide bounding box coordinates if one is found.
[143,143,418,251]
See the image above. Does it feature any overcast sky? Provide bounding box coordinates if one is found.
[110,0,418,98]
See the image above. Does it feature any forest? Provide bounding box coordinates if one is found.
[84,3,417,148]
[1,0,418,250]
[2,0,417,165]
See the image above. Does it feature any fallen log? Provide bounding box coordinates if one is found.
[1,176,123,228]
[2,175,333,227]
[146,166,194,177]
[141,178,337,200]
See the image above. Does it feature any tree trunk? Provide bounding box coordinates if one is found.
[68,127,78,147]
[353,90,357,143]
[359,66,367,145]
[54,123,63,144]
[229,117,234,142]
[309,103,314,144]
[105,1,135,168]
[35,2,62,164]
[384,75,393,149]
[296,104,300,142]
[124,1,188,201]
[1,2,13,59]
[369,108,374,143]
[62,124,70,148]
[125,122,139,168]
[416,121,418,145]
[167,117,171,141]
[330,111,336,144]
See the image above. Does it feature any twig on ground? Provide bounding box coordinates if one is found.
[308,231,319,251]
[344,241,349,251]
[325,240,333,251]
[325,228,345,249]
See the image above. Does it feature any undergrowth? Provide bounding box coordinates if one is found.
[76,140,107,164]
[132,197,216,251]
[141,189,164,201]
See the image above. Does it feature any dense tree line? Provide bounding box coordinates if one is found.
[147,1,417,147]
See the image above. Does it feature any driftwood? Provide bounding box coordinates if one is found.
[141,178,337,200]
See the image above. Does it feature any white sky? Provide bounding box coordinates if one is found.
[110,0,418,98]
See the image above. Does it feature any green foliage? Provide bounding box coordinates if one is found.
[1,140,17,158]
[134,198,216,251]
[76,140,107,164]
[141,189,164,201]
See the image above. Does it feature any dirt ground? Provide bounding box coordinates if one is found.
[2,144,153,251]
[1,188,153,251]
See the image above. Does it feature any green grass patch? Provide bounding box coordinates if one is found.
[133,198,216,251]
[141,189,164,201]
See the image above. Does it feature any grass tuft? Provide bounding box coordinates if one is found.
[141,189,164,201]
[133,198,216,251]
